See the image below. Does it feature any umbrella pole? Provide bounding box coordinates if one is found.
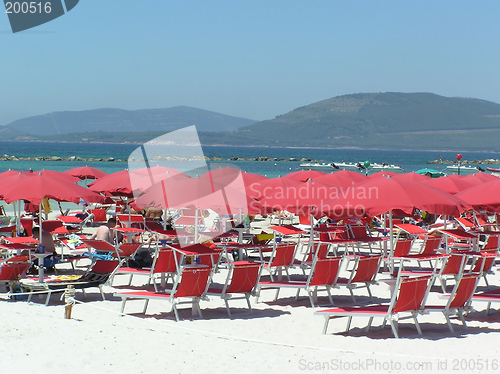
[389,210,394,271]
[194,208,199,244]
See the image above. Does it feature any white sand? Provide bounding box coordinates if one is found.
[2,217,500,373]
[3,254,500,374]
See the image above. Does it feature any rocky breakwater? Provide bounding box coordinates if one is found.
[428,158,500,165]
[0,155,122,162]
[0,154,319,162]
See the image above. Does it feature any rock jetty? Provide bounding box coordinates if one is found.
[0,154,318,162]
[427,158,500,165]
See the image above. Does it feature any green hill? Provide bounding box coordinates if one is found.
[214,92,500,150]
[4,92,500,152]
[1,106,256,136]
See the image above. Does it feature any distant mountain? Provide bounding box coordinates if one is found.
[1,106,256,137]
[4,93,500,152]
[198,92,500,151]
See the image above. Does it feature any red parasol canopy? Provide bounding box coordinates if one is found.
[64,166,108,180]
[34,169,80,183]
[321,177,470,219]
[393,172,431,182]
[313,170,367,187]
[282,170,327,182]
[455,179,500,211]
[135,176,260,214]
[422,175,476,194]
[1,172,105,205]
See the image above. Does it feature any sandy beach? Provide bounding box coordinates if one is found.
[2,221,500,374]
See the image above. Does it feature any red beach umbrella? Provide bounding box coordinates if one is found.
[367,171,400,179]
[34,169,80,184]
[282,170,327,182]
[257,180,335,214]
[65,166,108,180]
[88,170,133,197]
[130,166,190,193]
[248,177,303,199]
[135,177,258,214]
[463,173,499,183]
[313,170,367,187]
[394,172,431,182]
[456,179,500,211]
[1,172,105,205]
[422,175,476,195]
[321,177,470,219]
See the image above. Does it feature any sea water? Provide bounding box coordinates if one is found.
[1,141,500,178]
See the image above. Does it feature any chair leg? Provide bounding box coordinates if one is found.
[326,287,334,306]
[143,299,149,314]
[273,288,280,302]
[120,298,127,315]
[128,274,133,286]
[322,316,330,334]
[444,312,455,333]
[99,285,106,301]
[172,301,180,322]
[457,309,467,327]
[349,288,356,304]
[224,299,232,318]
[413,312,423,336]
[389,319,400,339]
[366,316,374,331]
[195,298,203,319]
[245,294,252,313]
[346,316,352,332]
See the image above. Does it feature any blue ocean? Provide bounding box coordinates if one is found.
[0,141,499,178]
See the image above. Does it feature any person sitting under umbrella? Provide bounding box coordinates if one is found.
[90,218,122,244]
[31,226,58,272]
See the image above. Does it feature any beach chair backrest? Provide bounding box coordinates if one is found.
[88,208,107,224]
[470,252,497,274]
[225,262,261,294]
[89,259,120,274]
[153,248,180,275]
[441,253,467,276]
[392,276,430,314]
[20,217,33,237]
[350,255,381,283]
[41,220,68,235]
[268,244,296,268]
[421,236,442,256]
[448,274,479,309]
[116,243,141,259]
[482,235,499,251]
[305,242,331,262]
[349,225,369,239]
[0,262,30,281]
[173,267,211,298]
[309,257,342,287]
[392,238,413,257]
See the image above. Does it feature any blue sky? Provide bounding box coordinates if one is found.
[1,1,499,126]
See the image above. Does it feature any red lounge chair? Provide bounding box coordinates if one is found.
[0,261,31,293]
[423,273,480,333]
[471,288,500,315]
[257,257,342,307]
[20,259,120,305]
[112,246,181,291]
[114,265,212,321]
[315,275,431,338]
[207,261,262,317]
[259,243,297,282]
[337,255,382,303]
[88,208,108,225]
